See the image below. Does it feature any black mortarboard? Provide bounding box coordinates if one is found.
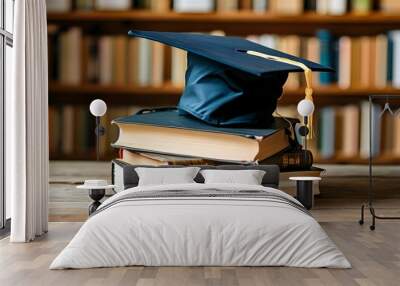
[128,30,332,126]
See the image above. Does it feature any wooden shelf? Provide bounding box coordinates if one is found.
[47,11,400,24]
[47,11,400,35]
[315,155,400,165]
[49,82,182,106]
[49,151,117,161]
[49,82,400,105]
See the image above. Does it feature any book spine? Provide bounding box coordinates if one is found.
[253,0,268,12]
[390,31,400,87]
[260,150,313,171]
[319,107,336,159]
[387,32,394,84]
[317,29,335,85]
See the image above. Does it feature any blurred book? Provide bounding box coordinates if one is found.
[98,36,113,85]
[351,0,372,14]
[46,0,72,12]
[171,48,187,86]
[252,0,268,12]
[113,36,128,85]
[151,41,165,86]
[95,0,131,10]
[316,0,329,14]
[340,105,360,158]
[138,38,153,86]
[268,0,303,14]
[393,115,400,157]
[318,106,335,159]
[76,0,94,10]
[389,31,400,88]
[338,36,351,89]
[173,0,214,12]
[278,35,301,89]
[61,105,75,155]
[375,34,388,88]
[317,30,337,85]
[381,0,400,13]
[216,0,239,12]
[328,0,347,15]
[59,28,81,84]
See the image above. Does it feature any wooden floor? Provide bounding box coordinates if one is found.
[1,162,400,286]
[1,222,399,286]
[48,161,400,222]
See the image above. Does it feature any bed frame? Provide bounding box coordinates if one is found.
[111,160,280,192]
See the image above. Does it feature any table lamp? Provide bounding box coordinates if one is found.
[89,99,107,160]
[297,99,314,151]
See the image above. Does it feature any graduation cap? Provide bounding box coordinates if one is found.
[128,30,332,127]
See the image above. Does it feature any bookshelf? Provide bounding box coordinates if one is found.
[48,11,400,35]
[49,83,400,105]
[47,11,400,25]
[47,1,400,163]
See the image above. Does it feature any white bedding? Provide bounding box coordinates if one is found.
[50,183,350,269]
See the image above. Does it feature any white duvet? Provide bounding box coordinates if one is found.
[50,183,350,269]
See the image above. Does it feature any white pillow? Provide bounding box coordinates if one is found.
[135,167,200,186]
[200,169,266,185]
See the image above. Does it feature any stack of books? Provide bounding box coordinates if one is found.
[111,108,324,195]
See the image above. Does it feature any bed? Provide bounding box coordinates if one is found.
[50,163,350,269]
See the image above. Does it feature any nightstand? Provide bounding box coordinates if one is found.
[77,180,115,215]
[289,176,321,210]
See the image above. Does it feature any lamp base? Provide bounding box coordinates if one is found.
[88,189,105,215]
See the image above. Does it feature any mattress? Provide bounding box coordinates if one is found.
[50,183,350,269]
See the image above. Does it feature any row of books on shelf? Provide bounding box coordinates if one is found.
[48,105,144,156]
[47,0,399,14]
[279,102,400,160]
[249,30,400,89]
[48,26,190,87]
[49,102,400,161]
[48,26,400,89]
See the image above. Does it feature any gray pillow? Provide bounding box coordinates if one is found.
[135,167,201,186]
[200,169,266,185]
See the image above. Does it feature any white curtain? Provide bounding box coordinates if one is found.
[7,0,49,242]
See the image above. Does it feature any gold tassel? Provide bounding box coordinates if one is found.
[245,51,314,138]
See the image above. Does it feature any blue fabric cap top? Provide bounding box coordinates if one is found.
[128,30,332,126]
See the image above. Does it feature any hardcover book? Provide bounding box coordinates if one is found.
[118,147,311,170]
[112,108,293,162]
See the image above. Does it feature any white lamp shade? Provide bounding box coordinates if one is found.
[90,99,107,117]
[297,99,314,116]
